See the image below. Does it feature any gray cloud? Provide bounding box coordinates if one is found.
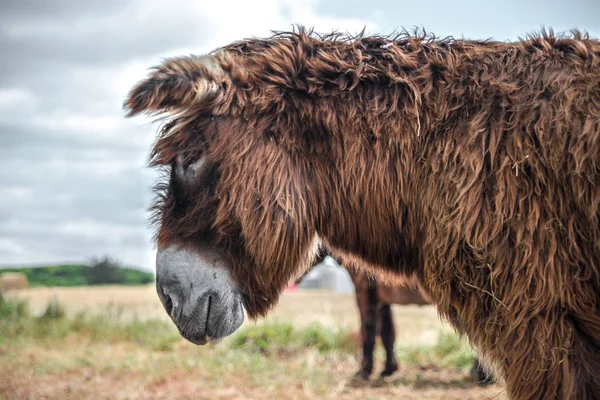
[316,0,600,39]
[0,0,126,22]
[0,15,212,73]
[0,151,157,266]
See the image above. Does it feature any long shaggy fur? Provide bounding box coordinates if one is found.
[125,26,600,399]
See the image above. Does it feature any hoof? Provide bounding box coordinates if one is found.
[380,365,398,378]
[354,369,371,380]
[380,358,399,378]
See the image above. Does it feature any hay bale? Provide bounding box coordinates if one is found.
[0,272,29,291]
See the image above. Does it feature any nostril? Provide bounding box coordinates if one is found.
[159,285,179,318]
[163,294,174,315]
[204,294,213,334]
[206,294,212,317]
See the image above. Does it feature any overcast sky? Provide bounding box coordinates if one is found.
[1,0,598,271]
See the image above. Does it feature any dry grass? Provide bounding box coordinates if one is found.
[1,341,507,400]
[6,286,452,345]
[0,286,507,400]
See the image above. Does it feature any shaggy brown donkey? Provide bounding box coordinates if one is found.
[349,267,496,384]
[314,249,493,384]
[310,248,426,379]
[348,265,426,380]
[124,27,600,399]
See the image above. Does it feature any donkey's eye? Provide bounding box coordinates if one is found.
[187,158,206,175]
[174,155,206,184]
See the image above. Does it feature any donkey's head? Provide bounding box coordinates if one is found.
[124,41,326,344]
[124,28,420,345]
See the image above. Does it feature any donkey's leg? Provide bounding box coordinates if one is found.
[355,280,379,379]
[379,303,399,377]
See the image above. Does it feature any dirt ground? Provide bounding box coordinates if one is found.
[2,286,507,400]
[2,364,508,400]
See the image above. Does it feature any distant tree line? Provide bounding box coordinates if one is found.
[0,256,154,287]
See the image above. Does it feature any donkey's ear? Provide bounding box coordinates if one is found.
[123,55,227,118]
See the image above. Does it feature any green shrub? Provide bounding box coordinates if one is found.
[229,321,355,355]
[40,295,66,320]
[0,297,181,350]
[1,260,154,287]
[0,297,29,319]
[396,331,476,370]
[301,323,337,352]
[229,322,295,354]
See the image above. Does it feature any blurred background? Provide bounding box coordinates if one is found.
[1,1,598,399]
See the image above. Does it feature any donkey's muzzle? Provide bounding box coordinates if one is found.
[155,245,244,344]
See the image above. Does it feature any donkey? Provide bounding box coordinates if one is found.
[348,265,426,380]
[124,28,600,399]
[313,249,493,384]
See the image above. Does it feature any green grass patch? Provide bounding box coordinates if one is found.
[0,296,29,319]
[0,297,181,351]
[228,320,356,355]
[0,296,475,372]
[396,331,477,370]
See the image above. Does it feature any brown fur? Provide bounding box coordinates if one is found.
[124,27,600,399]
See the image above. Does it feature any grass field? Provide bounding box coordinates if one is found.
[1,286,507,399]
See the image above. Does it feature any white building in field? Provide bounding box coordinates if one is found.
[298,256,355,293]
